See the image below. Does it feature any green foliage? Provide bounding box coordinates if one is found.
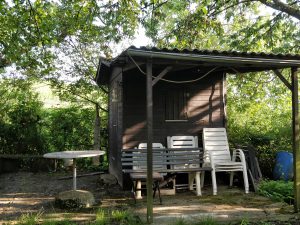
[258,180,294,204]
[226,70,293,178]
[0,79,108,161]
[0,79,47,155]
[42,106,95,152]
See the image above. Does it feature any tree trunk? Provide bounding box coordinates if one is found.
[258,0,300,21]
[92,103,101,165]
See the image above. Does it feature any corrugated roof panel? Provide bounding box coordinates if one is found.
[123,46,300,60]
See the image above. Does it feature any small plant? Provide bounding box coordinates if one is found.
[195,217,218,225]
[15,211,43,225]
[91,209,143,225]
[258,180,293,204]
[93,209,109,225]
[239,218,249,225]
[172,218,188,225]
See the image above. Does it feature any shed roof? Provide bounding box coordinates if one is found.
[96,46,300,85]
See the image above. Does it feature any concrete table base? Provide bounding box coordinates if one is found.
[55,190,95,209]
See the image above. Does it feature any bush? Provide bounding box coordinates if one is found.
[0,81,47,155]
[42,106,95,152]
[258,180,294,204]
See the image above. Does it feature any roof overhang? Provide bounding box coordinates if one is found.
[126,48,300,67]
[96,46,300,85]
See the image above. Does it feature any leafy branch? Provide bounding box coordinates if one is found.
[26,0,45,52]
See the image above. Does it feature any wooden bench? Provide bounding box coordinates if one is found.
[121,147,213,202]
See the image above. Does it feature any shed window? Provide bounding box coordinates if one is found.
[165,88,188,121]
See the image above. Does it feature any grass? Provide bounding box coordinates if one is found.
[13,210,44,225]
[171,217,219,225]
[93,208,143,225]
[4,208,143,225]
[6,212,295,225]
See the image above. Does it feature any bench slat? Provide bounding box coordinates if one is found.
[121,148,212,176]
[123,148,202,152]
[123,167,212,173]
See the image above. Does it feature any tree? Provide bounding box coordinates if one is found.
[1,0,142,157]
[138,0,300,53]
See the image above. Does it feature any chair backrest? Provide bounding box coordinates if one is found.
[202,128,231,164]
[167,136,198,148]
[167,136,199,169]
[133,143,166,173]
[138,143,164,149]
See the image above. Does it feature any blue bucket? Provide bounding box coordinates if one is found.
[273,151,293,181]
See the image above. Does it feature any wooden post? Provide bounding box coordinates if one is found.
[292,67,300,212]
[72,158,77,190]
[146,59,153,223]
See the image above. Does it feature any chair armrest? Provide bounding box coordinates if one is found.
[232,149,246,163]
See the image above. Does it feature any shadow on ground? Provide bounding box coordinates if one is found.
[0,172,299,224]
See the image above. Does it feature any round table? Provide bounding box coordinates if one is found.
[43,150,105,190]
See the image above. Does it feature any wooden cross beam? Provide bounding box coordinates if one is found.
[152,66,173,86]
[273,69,292,91]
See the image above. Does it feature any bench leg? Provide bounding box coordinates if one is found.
[157,181,162,204]
[153,181,162,204]
[229,171,234,187]
[132,180,137,204]
[195,172,201,196]
[201,171,205,188]
[136,180,142,199]
[188,172,196,191]
[153,182,157,198]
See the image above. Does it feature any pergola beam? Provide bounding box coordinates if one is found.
[123,62,144,72]
[273,69,292,91]
[291,67,300,212]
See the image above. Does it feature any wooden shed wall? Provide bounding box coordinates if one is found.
[108,67,124,186]
[122,70,226,149]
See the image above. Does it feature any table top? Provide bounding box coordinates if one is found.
[43,150,105,159]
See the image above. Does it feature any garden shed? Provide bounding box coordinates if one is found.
[96,46,300,211]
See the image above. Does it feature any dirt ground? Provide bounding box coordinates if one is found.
[0,171,128,224]
[0,171,300,225]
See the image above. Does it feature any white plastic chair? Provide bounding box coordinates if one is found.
[202,128,249,195]
[137,143,166,174]
[167,136,202,196]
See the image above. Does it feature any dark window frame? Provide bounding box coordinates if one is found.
[165,87,188,122]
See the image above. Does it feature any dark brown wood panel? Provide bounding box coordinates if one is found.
[108,67,123,186]
[122,70,225,151]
